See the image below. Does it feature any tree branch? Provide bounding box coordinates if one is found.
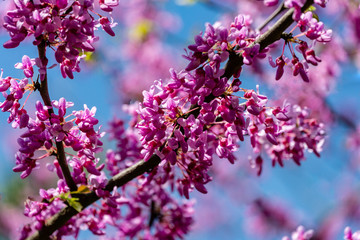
[256,0,313,51]
[257,2,286,32]
[27,2,314,239]
[37,41,78,192]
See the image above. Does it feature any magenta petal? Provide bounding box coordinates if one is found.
[19,113,29,128]
[85,162,101,176]
[194,182,208,194]
[3,40,20,49]
[13,164,27,172]
[266,133,278,145]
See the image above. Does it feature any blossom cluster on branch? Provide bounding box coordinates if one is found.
[0,0,359,239]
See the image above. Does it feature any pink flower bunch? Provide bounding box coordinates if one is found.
[250,103,325,174]
[0,76,29,128]
[12,97,104,181]
[184,14,260,75]
[269,11,332,82]
[136,15,326,198]
[298,12,332,42]
[0,55,38,129]
[3,0,117,79]
[104,117,195,239]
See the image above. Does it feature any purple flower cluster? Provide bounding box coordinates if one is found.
[0,56,37,128]
[269,11,332,82]
[23,151,195,239]
[12,97,104,181]
[136,15,326,198]
[137,68,241,197]
[3,0,118,79]
[250,103,325,174]
[298,12,332,42]
[0,75,29,128]
[13,100,114,239]
[183,14,260,76]
[104,117,195,239]
[21,180,90,239]
[21,180,69,239]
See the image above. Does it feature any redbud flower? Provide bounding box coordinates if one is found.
[291,57,309,82]
[14,55,35,78]
[99,17,116,37]
[269,56,286,80]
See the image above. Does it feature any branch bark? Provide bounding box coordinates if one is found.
[257,2,286,32]
[37,41,78,192]
[27,1,314,239]
[255,0,313,51]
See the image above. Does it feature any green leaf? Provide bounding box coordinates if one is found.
[68,198,83,212]
[306,5,316,12]
[64,192,70,198]
[70,185,91,194]
[312,13,320,22]
[84,52,94,62]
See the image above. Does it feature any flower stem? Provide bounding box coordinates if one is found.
[37,40,78,192]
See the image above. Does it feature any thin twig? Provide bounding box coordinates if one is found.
[255,0,313,51]
[257,2,286,32]
[37,41,78,192]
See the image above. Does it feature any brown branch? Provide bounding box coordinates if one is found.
[27,2,315,239]
[256,0,313,51]
[37,41,77,192]
[257,2,286,32]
